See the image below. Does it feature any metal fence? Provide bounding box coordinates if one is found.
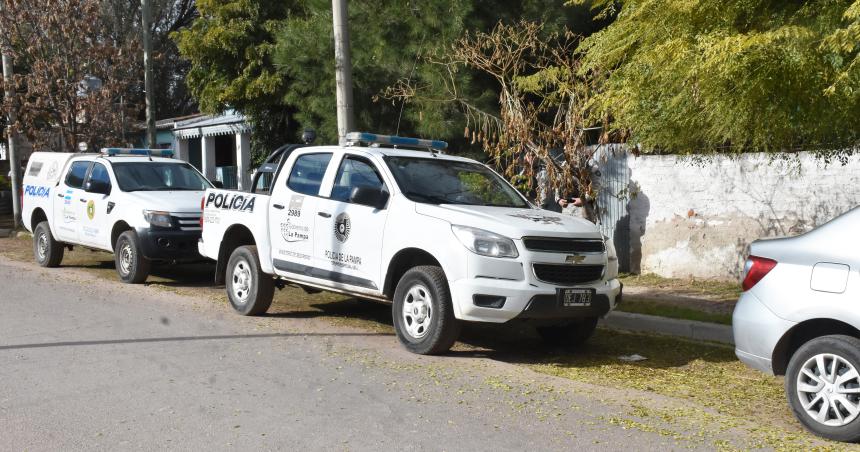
[593,144,631,273]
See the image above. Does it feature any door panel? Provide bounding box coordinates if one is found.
[268,152,332,277]
[312,155,389,291]
[79,162,114,249]
[53,160,90,243]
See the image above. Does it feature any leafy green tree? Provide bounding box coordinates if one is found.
[273,0,475,145]
[177,0,601,158]
[174,0,296,155]
[272,0,603,146]
[577,0,860,154]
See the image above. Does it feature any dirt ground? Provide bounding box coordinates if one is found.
[0,234,852,450]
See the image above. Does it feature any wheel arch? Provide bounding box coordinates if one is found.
[383,248,443,299]
[215,224,257,285]
[30,208,48,232]
[110,221,133,251]
[772,318,860,376]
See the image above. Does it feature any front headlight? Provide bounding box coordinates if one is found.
[604,235,618,262]
[451,225,518,258]
[143,210,173,228]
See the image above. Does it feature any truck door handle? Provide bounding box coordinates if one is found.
[272,204,284,210]
[318,212,331,218]
[57,193,64,198]
[80,198,87,203]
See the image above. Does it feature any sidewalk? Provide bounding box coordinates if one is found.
[603,274,739,345]
[601,311,734,344]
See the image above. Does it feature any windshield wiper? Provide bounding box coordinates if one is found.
[402,191,452,205]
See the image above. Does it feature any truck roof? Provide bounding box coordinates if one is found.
[310,145,479,164]
[68,154,185,164]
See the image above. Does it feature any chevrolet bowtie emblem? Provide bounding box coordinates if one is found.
[565,254,586,264]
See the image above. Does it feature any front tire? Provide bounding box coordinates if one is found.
[536,317,599,348]
[114,230,151,284]
[392,266,461,355]
[786,335,860,442]
[33,221,64,267]
[226,245,274,316]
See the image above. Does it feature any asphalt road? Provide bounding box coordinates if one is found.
[0,256,760,451]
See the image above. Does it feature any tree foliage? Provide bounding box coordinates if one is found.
[272,0,476,145]
[0,0,139,151]
[175,0,295,155]
[577,0,860,154]
[177,0,601,156]
[103,0,199,119]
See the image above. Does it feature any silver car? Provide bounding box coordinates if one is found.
[734,207,860,442]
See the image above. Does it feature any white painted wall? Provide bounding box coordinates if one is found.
[625,152,860,280]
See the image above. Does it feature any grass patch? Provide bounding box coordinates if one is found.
[527,329,788,428]
[617,298,732,325]
[620,273,741,301]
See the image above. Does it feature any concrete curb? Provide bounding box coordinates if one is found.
[600,311,734,345]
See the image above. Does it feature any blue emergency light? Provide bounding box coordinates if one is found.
[345,132,448,151]
[101,148,175,158]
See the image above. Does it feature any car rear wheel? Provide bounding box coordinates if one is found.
[536,317,599,348]
[115,230,151,284]
[392,266,461,355]
[33,221,64,267]
[226,245,274,316]
[786,335,860,442]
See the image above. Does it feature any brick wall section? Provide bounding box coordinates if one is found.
[625,152,860,280]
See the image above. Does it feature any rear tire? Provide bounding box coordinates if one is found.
[33,221,64,267]
[114,230,151,284]
[392,266,461,355]
[785,335,860,442]
[536,317,599,348]
[226,245,274,316]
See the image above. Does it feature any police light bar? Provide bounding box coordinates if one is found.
[101,148,175,158]
[345,132,448,151]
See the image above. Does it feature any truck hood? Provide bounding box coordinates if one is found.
[415,204,603,240]
[125,190,205,213]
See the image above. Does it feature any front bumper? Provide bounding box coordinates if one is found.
[451,276,622,323]
[448,241,622,323]
[136,227,202,261]
[732,291,796,375]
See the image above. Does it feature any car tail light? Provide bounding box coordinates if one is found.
[742,256,777,291]
[199,197,204,228]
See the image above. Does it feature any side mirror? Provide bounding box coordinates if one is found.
[211,180,224,189]
[350,186,389,210]
[85,179,111,195]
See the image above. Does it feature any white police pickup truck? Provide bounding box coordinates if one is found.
[199,133,622,354]
[21,149,211,283]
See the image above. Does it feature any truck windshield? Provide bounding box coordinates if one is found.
[111,162,212,192]
[384,156,529,208]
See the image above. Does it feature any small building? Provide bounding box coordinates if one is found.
[171,111,252,191]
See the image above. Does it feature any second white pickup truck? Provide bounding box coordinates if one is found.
[198,133,622,354]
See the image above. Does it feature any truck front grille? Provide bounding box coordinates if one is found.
[522,237,605,253]
[532,264,604,285]
[172,213,202,232]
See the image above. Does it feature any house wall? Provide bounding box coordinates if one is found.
[624,152,860,280]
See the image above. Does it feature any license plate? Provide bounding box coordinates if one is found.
[558,288,593,307]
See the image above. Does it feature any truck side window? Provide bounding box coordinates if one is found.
[331,156,386,202]
[287,153,332,196]
[64,161,91,189]
[86,163,111,188]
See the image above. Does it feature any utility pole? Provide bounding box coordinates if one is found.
[332,0,355,145]
[2,34,20,228]
[141,0,156,148]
